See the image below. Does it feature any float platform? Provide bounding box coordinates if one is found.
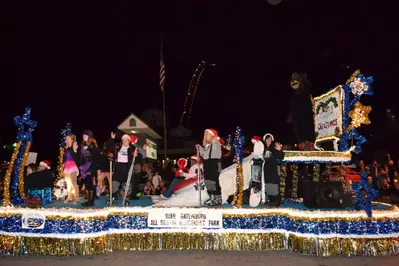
[1,197,399,257]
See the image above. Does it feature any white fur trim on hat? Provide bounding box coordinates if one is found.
[122,134,130,141]
[191,155,199,161]
[39,161,50,169]
[263,133,274,142]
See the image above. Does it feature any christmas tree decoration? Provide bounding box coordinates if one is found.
[3,107,37,206]
[232,126,244,208]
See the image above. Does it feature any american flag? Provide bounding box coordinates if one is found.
[160,49,165,91]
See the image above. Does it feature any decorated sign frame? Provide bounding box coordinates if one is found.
[312,85,344,150]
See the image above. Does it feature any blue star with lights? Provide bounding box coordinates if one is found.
[13,107,38,142]
[339,71,374,154]
[352,171,378,218]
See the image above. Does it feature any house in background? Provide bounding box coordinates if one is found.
[117,113,162,162]
[140,109,198,164]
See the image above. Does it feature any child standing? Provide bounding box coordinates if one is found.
[196,128,222,206]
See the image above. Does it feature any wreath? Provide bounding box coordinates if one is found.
[316,97,339,114]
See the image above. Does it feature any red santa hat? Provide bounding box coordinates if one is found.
[219,139,225,146]
[252,136,261,143]
[130,135,138,144]
[190,155,202,163]
[263,133,274,142]
[39,160,51,169]
[177,158,188,170]
[205,128,220,140]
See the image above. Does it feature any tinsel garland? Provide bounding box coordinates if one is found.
[312,164,320,183]
[232,126,244,208]
[2,142,22,206]
[1,233,398,256]
[279,164,287,201]
[292,164,299,199]
[325,164,331,179]
[339,70,374,154]
[353,171,379,218]
[11,141,27,204]
[18,141,31,200]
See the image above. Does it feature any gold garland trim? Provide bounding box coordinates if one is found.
[1,233,398,256]
[18,141,31,200]
[2,141,22,206]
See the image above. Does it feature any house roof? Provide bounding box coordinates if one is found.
[117,113,162,140]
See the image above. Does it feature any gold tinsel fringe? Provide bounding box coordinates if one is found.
[1,233,398,256]
[2,141,22,206]
[18,141,31,199]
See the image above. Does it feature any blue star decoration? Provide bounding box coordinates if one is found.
[13,107,38,142]
[340,71,374,154]
[352,171,378,218]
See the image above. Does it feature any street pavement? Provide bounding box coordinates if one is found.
[1,250,398,266]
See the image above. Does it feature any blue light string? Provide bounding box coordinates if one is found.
[60,123,72,148]
[233,126,244,164]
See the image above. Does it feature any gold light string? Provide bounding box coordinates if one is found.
[313,164,320,183]
[2,142,22,206]
[292,164,299,198]
[279,164,287,201]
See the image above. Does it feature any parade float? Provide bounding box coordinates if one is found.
[1,71,399,257]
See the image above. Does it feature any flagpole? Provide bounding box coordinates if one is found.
[161,35,168,162]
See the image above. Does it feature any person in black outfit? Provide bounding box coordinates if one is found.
[106,132,141,201]
[80,135,101,207]
[287,72,315,150]
[24,160,54,194]
[263,133,285,207]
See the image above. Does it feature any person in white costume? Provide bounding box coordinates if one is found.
[152,155,208,206]
[249,136,265,207]
[181,155,204,180]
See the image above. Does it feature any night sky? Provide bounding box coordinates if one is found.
[1,0,398,163]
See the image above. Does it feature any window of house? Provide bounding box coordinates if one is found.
[129,118,136,127]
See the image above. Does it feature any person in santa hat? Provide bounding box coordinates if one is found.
[106,131,139,201]
[24,160,54,194]
[182,155,203,180]
[249,136,265,207]
[196,128,223,206]
[262,133,284,207]
[152,158,189,202]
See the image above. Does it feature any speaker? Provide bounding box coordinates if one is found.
[317,182,344,208]
[303,182,351,209]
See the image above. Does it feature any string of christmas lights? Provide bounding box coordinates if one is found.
[179,61,214,126]
[232,126,244,208]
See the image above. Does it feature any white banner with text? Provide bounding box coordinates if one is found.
[147,209,223,229]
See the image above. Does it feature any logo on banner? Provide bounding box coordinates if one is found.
[22,213,46,229]
[148,209,223,228]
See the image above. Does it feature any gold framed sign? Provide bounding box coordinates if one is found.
[312,86,343,150]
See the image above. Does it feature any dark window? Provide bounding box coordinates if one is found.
[129,118,136,127]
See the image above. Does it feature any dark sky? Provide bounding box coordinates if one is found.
[1,0,398,162]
